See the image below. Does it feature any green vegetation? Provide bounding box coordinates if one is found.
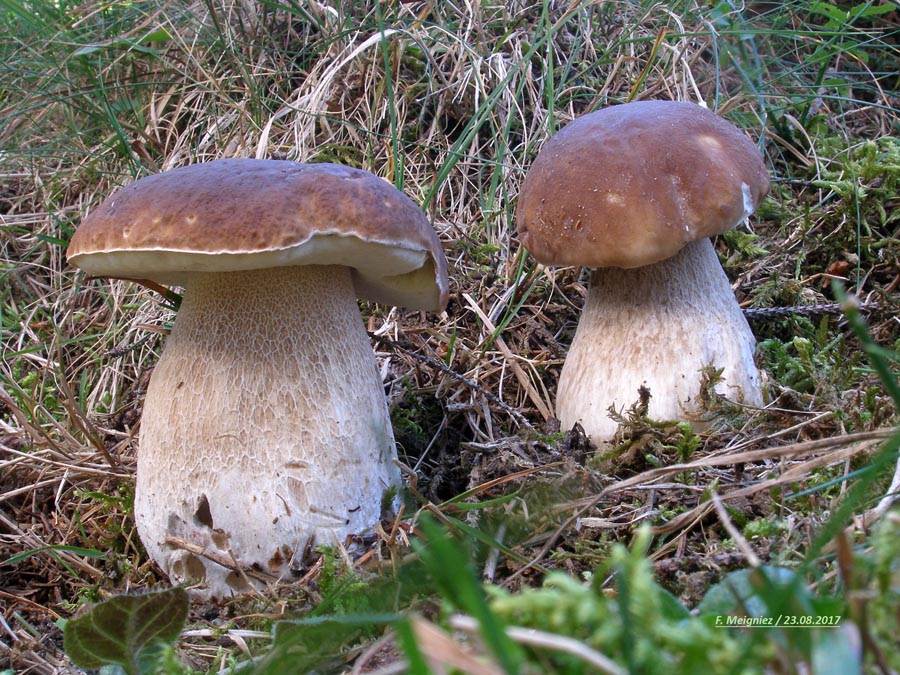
[1,0,898,673]
[63,587,189,675]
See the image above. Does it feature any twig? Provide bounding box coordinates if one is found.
[181,628,271,640]
[163,536,279,584]
[449,614,627,675]
[742,301,881,320]
[463,292,552,420]
[871,457,900,519]
[0,445,130,480]
[350,632,399,675]
[376,335,534,430]
[58,345,119,468]
[411,615,505,675]
[504,428,895,586]
[711,492,761,567]
[0,589,62,621]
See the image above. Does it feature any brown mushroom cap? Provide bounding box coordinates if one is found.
[67,159,449,310]
[516,100,770,269]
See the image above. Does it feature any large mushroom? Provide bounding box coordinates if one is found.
[68,159,448,598]
[517,100,770,442]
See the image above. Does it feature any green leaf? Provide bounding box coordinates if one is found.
[811,625,862,675]
[261,614,401,675]
[261,559,434,673]
[848,2,897,20]
[696,566,802,617]
[657,587,692,622]
[2,544,106,566]
[72,26,172,57]
[64,587,188,675]
[807,1,847,26]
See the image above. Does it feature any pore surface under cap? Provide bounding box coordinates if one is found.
[67,159,448,310]
[516,100,770,269]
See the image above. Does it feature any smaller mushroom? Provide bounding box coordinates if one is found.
[67,159,448,598]
[517,100,770,442]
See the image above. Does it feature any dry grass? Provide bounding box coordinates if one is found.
[1,0,899,672]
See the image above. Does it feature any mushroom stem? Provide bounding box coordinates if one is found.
[556,238,764,442]
[135,265,399,598]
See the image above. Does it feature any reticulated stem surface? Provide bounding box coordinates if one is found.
[556,238,763,442]
[135,265,399,598]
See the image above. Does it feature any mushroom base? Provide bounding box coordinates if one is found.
[556,238,764,443]
[135,265,400,599]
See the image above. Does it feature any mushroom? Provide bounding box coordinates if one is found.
[67,159,448,598]
[517,100,770,442]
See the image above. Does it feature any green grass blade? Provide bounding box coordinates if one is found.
[414,515,524,674]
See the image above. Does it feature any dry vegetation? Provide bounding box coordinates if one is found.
[1,0,899,673]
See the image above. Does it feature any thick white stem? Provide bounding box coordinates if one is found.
[135,265,399,598]
[556,239,764,443]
